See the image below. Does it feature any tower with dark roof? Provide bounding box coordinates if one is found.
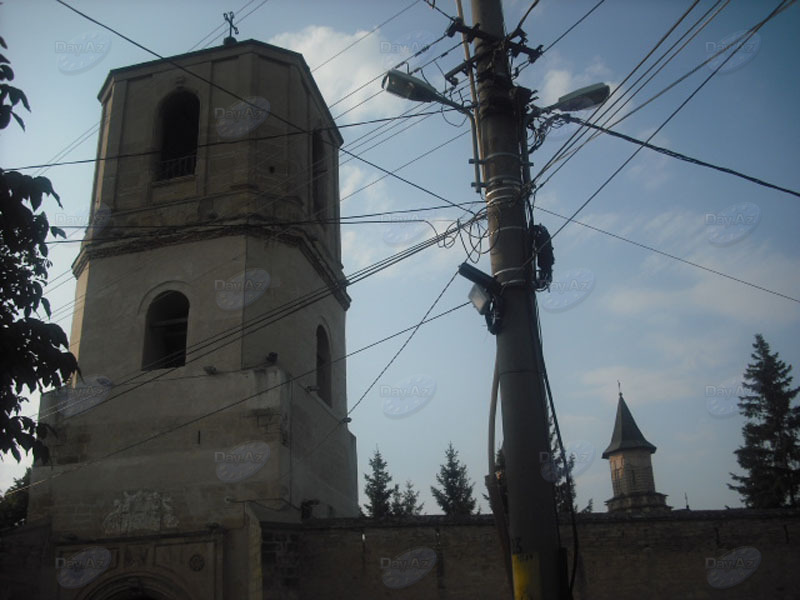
[602,390,670,513]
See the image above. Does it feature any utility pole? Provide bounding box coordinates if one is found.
[470,1,561,598]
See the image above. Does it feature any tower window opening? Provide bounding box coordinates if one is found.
[142,291,189,370]
[316,325,332,407]
[157,91,199,180]
[311,130,328,220]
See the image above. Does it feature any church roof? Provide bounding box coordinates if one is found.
[602,392,657,458]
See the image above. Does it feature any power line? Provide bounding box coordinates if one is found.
[188,0,266,51]
[30,0,272,178]
[29,0,465,304]
[36,211,486,421]
[10,300,470,499]
[328,35,455,114]
[423,0,458,22]
[21,0,277,289]
[52,0,460,215]
[6,109,464,173]
[331,39,464,121]
[41,106,477,322]
[541,0,792,254]
[311,0,421,73]
[535,0,730,186]
[44,202,481,242]
[533,206,799,304]
[308,270,461,462]
[533,0,705,183]
[36,208,477,419]
[561,115,800,200]
[513,0,606,76]
[543,0,604,53]
[17,2,476,482]
[34,32,474,322]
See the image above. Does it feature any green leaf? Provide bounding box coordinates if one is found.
[41,297,51,317]
[50,226,66,238]
[8,86,30,111]
[11,111,24,131]
[0,63,13,81]
[0,36,6,49]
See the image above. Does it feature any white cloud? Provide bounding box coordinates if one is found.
[269,26,399,121]
[578,365,696,406]
[601,239,800,326]
[534,53,615,107]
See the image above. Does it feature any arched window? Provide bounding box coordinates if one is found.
[315,325,332,406]
[157,91,199,180]
[311,130,328,219]
[142,291,189,370]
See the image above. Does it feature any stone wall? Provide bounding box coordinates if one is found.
[3,509,798,598]
[270,509,800,600]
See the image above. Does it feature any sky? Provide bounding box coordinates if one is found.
[1,0,799,516]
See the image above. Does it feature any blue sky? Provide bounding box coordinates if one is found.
[1,0,799,515]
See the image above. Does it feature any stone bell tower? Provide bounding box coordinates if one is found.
[27,39,357,599]
[602,390,670,513]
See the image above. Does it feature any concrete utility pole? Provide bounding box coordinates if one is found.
[469,1,561,598]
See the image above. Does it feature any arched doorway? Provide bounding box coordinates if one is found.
[79,571,196,600]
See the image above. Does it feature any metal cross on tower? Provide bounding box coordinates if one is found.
[223,11,239,44]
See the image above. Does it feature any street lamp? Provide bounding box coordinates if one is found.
[526,82,611,152]
[382,70,483,191]
[381,69,466,109]
[548,82,610,112]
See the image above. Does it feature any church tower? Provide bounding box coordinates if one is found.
[602,391,670,513]
[27,38,357,598]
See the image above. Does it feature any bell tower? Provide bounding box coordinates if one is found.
[602,390,670,513]
[28,39,357,598]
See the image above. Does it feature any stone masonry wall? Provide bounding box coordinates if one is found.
[282,509,800,600]
[2,509,798,598]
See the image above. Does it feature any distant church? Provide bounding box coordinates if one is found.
[3,37,797,600]
[602,390,670,513]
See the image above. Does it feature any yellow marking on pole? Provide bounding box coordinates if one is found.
[512,552,543,600]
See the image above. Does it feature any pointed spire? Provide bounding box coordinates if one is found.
[602,388,656,458]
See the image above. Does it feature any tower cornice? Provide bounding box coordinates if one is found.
[71,221,351,310]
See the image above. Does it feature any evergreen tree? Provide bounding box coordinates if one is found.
[391,480,424,517]
[363,448,397,518]
[431,442,476,515]
[487,445,593,515]
[0,467,30,530]
[728,334,800,508]
[553,452,577,513]
[547,416,593,513]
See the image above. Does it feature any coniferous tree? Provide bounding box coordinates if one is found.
[553,452,577,513]
[363,448,397,518]
[0,468,30,530]
[486,445,592,515]
[431,442,476,515]
[728,334,800,508]
[391,480,424,517]
[547,417,593,513]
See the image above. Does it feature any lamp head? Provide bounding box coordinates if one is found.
[382,69,442,103]
[553,83,610,112]
[468,283,492,315]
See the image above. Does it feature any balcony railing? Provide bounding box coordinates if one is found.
[157,153,197,181]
